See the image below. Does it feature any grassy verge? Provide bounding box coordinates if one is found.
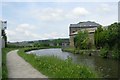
[62,47,75,53]
[2,48,17,79]
[62,47,100,56]
[18,48,98,78]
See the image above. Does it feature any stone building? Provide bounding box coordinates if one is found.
[69,21,101,47]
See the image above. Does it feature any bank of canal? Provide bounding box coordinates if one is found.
[27,48,120,78]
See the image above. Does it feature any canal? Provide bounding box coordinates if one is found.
[27,48,120,78]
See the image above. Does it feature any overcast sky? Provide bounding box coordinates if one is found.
[1,0,119,42]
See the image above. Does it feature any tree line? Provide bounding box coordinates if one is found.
[94,22,120,59]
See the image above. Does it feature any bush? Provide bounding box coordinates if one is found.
[100,47,109,58]
[112,46,120,59]
[74,49,79,54]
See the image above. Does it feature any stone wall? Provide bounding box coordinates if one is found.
[69,35,75,47]
[69,27,81,35]
[88,33,94,45]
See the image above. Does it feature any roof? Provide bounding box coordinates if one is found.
[70,21,101,28]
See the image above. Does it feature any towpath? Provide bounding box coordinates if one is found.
[7,50,47,78]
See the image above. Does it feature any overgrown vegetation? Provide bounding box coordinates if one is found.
[74,30,92,50]
[72,22,120,59]
[94,22,120,59]
[100,47,109,58]
[2,48,16,79]
[18,48,98,78]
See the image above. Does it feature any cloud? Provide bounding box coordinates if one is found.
[100,4,111,12]
[29,8,65,21]
[4,6,89,42]
[6,23,67,42]
[28,7,89,21]
[6,23,41,41]
[96,3,111,13]
[2,0,119,2]
[15,23,35,32]
[44,32,66,39]
[72,7,89,16]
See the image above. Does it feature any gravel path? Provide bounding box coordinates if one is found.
[7,50,48,78]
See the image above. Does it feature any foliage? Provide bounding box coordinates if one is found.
[94,26,103,49]
[7,44,24,48]
[34,43,49,47]
[100,45,109,58]
[74,30,90,49]
[111,44,120,59]
[52,39,62,45]
[94,22,120,59]
[18,48,98,78]
[34,38,69,47]
[107,23,119,49]
[95,23,119,49]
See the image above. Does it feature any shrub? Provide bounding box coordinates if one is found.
[100,47,109,58]
[112,46,120,59]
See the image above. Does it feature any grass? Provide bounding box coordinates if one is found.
[62,47,101,56]
[18,48,98,78]
[2,48,16,79]
[0,66,1,79]
[62,47,75,53]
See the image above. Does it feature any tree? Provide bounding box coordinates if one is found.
[74,30,89,49]
[94,22,120,59]
[94,26,103,49]
[107,22,119,49]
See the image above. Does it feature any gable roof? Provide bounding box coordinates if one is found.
[70,21,101,28]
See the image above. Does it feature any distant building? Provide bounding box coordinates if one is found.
[62,42,69,47]
[69,21,101,47]
[61,39,69,47]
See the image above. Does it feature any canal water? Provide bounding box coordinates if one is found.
[27,48,120,78]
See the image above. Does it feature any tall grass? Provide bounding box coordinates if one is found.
[18,48,98,78]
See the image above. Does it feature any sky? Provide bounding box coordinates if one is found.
[1,0,119,42]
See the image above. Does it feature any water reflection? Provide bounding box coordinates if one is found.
[27,48,119,78]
